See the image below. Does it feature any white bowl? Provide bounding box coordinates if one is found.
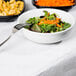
[17,9,75,44]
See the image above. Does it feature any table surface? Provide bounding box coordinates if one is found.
[0,0,76,76]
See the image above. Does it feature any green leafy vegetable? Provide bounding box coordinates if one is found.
[47,15,56,20]
[24,10,71,33]
[31,24,41,32]
[24,25,30,29]
[39,24,57,33]
[63,23,71,30]
[43,10,49,17]
[26,17,40,24]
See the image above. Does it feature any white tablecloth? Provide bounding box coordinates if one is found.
[0,0,76,76]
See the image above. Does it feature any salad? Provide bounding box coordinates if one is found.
[24,10,71,33]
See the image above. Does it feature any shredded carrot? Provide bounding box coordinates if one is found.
[38,17,61,27]
[56,24,61,27]
[35,0,75,7]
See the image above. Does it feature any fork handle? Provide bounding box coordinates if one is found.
[0,24,24,46]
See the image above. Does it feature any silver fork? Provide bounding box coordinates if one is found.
[0,23,30,46]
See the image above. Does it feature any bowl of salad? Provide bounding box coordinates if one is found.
[17,9,75,44]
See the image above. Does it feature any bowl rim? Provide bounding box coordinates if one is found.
[17,8,75,35]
